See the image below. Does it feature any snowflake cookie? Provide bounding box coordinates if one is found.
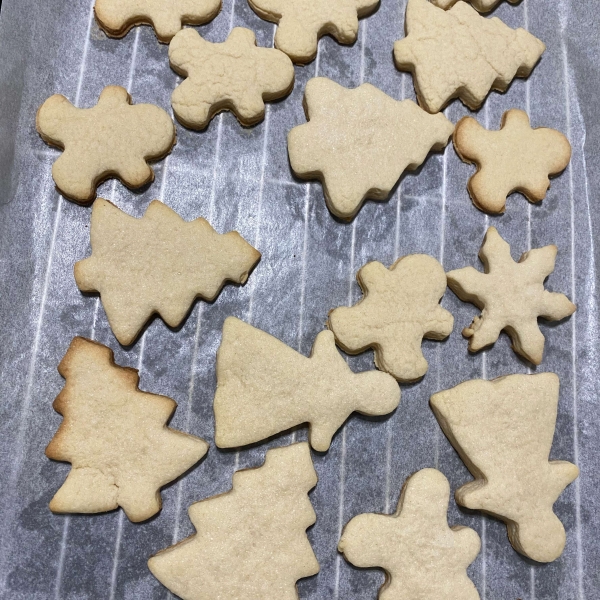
[447,227,576,365]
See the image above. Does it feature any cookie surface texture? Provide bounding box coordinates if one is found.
[288,78,454,220]
[148,442,319,600]
[430,373,579,562]
[94,0,221,42]
[446,227,575,365]
[169,27,294,129]
[393,0,545,113]
[213,317,400,451]
[36,86,175,203]
[430,0,517,13]
[75,199,260,346]
[328,255,454,382]
[454,109,572,214]
[248,0,378,63]
[339,469,480,600]
[45,337,208,522]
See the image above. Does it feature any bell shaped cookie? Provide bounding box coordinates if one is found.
[431,373,579,562]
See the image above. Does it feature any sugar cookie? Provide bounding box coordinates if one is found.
[75,199,260,346]
[45,337,208,522]
[431,373,579,562]
[453,109,572,214]
[339,468,480,600]
[148,442,319,600]
[36,86,175,204]
[328,255,454,382]
[431,0,517,13]
[94,0,221,43]
[394,0,545,113]
[288,77,454,220]
[213,317,400,452]
[248,0,379,63]
[169,27,294,129]
[446,227,575,365]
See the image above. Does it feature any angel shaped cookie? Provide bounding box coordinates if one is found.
[75,199,260,345]
[394,0,545,113]
[149,443,319,599]
[248,0,378,63]
[213,317,400,452]
[447,227,575,365]
[169,27,294,129]
[431,373,579,562]
[36,86,175,203]
[339,469,481,600]
[454,109,572,214]
[94,0,221,43]
[46,337,208,522]
[328,255,454,382]
[288,78,454,220]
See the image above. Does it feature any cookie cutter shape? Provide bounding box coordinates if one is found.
[431,373,579,563]
[148,442,319,600]
[288,78,454,220]
[394,0,545,113]
[213,317,400,452]
[45,337,208,523]
[248,0,379,64]
[446,227,575,365]
[36,85,175,204]
[328,255,454,382]
[169,27,294,129]
[339,469,481,600]
[75,199,260,346]
[454,109,572,214]
[94,0,221,43]
[431,0,517,14]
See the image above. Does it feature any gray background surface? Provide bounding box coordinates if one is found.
[0,0,599,598]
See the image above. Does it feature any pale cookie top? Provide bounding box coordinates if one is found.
[169,27,294,129]
[328,255,454,382]
[454,109,572,214]
[339,469,481,600]
[446,227,576,365]
[213,317,400,452]
[148,443,319,600]
[288,78,454,220]
[431,373,579,563]
[94,0,221,43]
[248,0,378,63]
[431,0,517,13]
[394,0,545,113]
[36,86,175,204]
[75,199,260,346]
[45,337,208,523]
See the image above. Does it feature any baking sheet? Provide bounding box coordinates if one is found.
[0,0,599,598]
